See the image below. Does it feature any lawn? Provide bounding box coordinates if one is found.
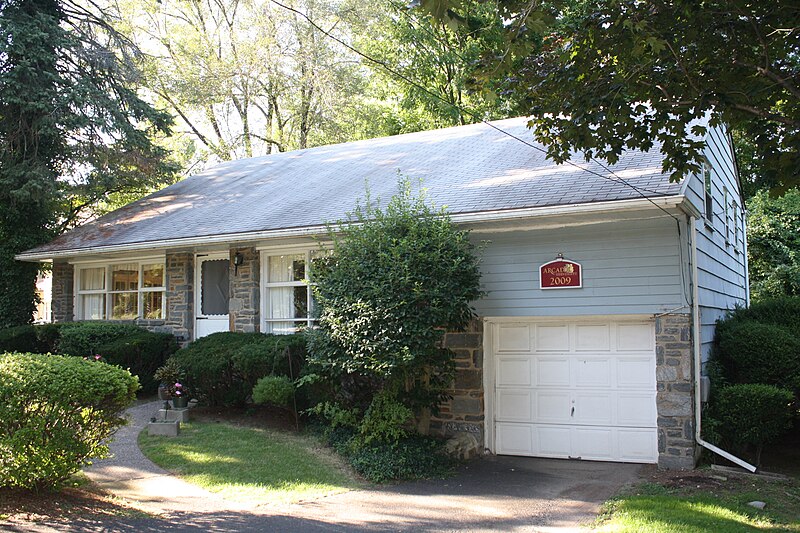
[138,422,359,505]
[595,472,800,532]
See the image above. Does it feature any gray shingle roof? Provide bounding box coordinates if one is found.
[24,117,681,257]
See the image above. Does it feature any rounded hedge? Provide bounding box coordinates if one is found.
[252,375,294,406]
[0,352,139,489]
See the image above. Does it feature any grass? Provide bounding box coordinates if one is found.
[595,475,800,532]
[138,422,360,505]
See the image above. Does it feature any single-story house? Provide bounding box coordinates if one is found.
[18,117,748,470]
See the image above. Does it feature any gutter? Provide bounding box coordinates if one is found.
[689,215,757,472]
[16,195,690,262]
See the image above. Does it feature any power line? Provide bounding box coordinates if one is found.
[269,0,680,222]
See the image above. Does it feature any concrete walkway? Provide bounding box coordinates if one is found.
[5,401,646,532]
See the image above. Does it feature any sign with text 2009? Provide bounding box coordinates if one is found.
[539,259,582,289]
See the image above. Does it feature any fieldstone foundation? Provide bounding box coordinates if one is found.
[431,319,485,446]
[51,261,74,322]
[229,247,259,333]
[655,313,697,469]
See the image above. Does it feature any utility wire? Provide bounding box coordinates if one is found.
[269,0,680,222]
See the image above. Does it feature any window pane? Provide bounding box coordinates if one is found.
[142,264,164,288]
[80,267,105,291]
[265,321,301,335]
[269,254,305,283]
[81,294,105,320]
[143,291,164,319]
[269,286,308,319]
[112,264,138,291]
[201,259,229,315]
[111,292,138,319]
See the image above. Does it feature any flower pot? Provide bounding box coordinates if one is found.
[158,384,172,401]
[172,396,189,409]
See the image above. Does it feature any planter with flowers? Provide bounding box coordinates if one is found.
[154,360,191,408]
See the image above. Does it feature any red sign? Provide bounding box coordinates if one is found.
[540,259,582,289]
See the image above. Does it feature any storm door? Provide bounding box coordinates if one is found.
[195,253,230,339]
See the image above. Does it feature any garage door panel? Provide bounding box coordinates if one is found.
[617,323,653,351]
[496,423,533,454]
[496,390,532,422]
[617,394,657,426]
[617,358,656,388]
[537,426,572,456]
[574,393,612,425]
[536,358,570,387]
[576,324,611,351]
[535,325,569,351]
[573,428,613,460]
[493,318,658,464]
[618,429,658,461]
[497,357,532,387]
[575,358,612,387]
[496,324,531,352]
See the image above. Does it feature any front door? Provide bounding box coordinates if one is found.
[195,253,230,339]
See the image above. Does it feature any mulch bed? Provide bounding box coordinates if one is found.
[0,484,142,522]
[189,404,300,432]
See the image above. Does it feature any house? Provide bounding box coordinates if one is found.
[17,117,748,470]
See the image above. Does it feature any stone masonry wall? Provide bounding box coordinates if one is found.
[51,261,74,322]
[164,252,194,345]
[431,319,484,445]
[229,247,260,333]
[655,313,697,469]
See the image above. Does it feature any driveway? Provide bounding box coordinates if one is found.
[2,402,645,532]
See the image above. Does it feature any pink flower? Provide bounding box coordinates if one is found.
[94,355,102,360]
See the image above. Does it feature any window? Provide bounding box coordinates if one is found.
[76,261,165,320]
[262,249,328,334]
[723,188,731,245]
[703,160,714,223]
[732,202,741,253]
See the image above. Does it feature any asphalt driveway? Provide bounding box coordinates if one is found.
[2,401,645,532]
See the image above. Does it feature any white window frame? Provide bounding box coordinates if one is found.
[702,159,714,225]
[732,202,741,254]
[723,187,731,245]
[74,258,166,321]
[260,246,328,334]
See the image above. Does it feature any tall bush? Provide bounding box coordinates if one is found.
[0,353,138,489]
[307,180,483,436]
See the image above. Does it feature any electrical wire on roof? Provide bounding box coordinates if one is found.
[268,0,680,223]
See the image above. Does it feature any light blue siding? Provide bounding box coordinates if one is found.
[473,217,687,317]
[688,125,748,361]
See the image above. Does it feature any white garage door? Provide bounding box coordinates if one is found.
[492,319,657,463]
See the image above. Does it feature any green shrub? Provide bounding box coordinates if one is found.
[0,325,43,353]
[357,389,413,445]
[347,435,454,483]
[252,375,294,406]
[57,322,151,356]
[169,332,306,407]
[706,384,795,465]
[0,352,138,490]
[715,320,800,393]
[97,332,177,394]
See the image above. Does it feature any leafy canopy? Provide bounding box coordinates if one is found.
[420,0,799,189]
[307,179,483,417]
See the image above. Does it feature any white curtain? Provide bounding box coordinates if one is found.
[80,267,105,291]
[267,254,304,333]
[81,295,105,319]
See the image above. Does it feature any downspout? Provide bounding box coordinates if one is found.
[689,215,757,472]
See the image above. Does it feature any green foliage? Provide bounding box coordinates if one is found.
[0,0,176,327]
[0,325,47,353]
[357,389,413,445]
[57,322,149,356]
[95,331,177,394]
[705,384,794,465]
[307,402,361,430]
[348,437,454,483]
[439,0,800,190]
[712,298,800,395]
[747,190,800,300]
[252,376,294,407]
[169,332,306,407]
[0,352,138,489]
[308,180,483,422]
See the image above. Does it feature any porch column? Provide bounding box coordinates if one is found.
[229,247,260,333]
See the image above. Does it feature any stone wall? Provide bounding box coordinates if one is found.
[164,252,194,344]
[655,313,697,469]
[229,247,260,333]
[431,319,484,445]
[51,261,74,322]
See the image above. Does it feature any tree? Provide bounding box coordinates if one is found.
[419,0,799,188]
[306,180,483,435]
[0,0,176,327]
[747,189,800,300]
